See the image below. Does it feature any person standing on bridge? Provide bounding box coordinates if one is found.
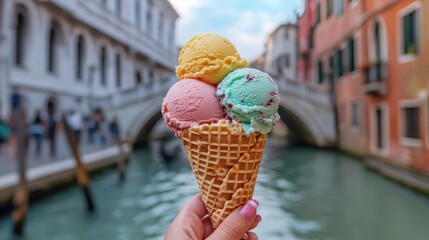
[109,116,119,143]
[29,109,46,157]
[93,108,106,146]
[67,110,83,145]
[46,98,59,158]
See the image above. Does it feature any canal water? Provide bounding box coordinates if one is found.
[1,139,429,240]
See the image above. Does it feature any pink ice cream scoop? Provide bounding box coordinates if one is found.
[162,78,227,136]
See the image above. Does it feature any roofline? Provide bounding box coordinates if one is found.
[268,23,298,38]
[165,0,180,18]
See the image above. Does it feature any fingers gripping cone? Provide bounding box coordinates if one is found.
[180,120,266,229]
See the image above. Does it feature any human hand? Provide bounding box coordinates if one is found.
[165,194,261,240]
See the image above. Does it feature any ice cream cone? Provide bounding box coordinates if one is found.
[180,120,266,229]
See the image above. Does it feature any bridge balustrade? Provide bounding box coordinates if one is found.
[275,78,331,108]
[107,76,175,108]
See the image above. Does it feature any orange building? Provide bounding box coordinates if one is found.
[313,0,367,155]
[313,0,429,183]
[297,0,317,84]
[364,0,429,176]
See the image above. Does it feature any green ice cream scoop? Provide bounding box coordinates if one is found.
[216,68,280,136]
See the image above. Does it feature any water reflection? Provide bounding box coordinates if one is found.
[1,139,429,240]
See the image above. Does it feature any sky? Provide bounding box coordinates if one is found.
[169,0,303,61]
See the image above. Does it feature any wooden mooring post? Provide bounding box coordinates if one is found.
[11,103,29,236]
[62,115,96,212]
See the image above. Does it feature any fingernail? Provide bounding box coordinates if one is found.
[241,233,248,240]
[239,199,259,220]
[255,214,262,222]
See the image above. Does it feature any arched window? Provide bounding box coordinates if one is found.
[100,47,107,86]
[15,9,27,67]
[169,23,175,49]
[115,53,121,88]
[158,12,164,43]
[148,68,154,87]
[75,35,85,80]
[115,0,121,15]
[146,0,152,36]
[374,22,381,63]
[47,21,61,73]
[135,70,142,85]
[135,0,141,27]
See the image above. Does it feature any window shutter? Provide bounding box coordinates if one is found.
[348,39,355,72]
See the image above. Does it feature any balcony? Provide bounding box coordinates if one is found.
[363,62,388,96]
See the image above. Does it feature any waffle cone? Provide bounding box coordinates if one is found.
[180,120,266,229]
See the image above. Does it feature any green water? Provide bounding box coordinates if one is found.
[1,140,429,240]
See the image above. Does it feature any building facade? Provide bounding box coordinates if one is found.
[312,0,429,176]
[297,0,317,84]
[313,0,366,156]
[364,0,429,174]
[0,0,178,119]
[264,24,298,81]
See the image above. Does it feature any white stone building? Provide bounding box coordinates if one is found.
[264,24,297,81]
[0,0,178,119]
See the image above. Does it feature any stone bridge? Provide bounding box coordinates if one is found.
[106,78,337,148]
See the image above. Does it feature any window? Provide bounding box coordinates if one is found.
[115,0,121,15]
[336,0,344,15]
[309,26,314,49]
[335,49,344,78]
[115,53,121,88]
[373,22,381,63]
[135,0,141,27]
[348,38,356,72]
[327,0,334,18]
[146,0,152,35]
[276,57,282,74]
[15,11,26,67]
[158,13,164,42]
[403,106,419,139]
[75,35,84,80]
[351,101,359,127]
[148,69,154,86]
[284,28,289,39]
[329,55,335,80]
[135,71,142,85]
[100,47,107,86]
[48,28,56,72]
[402,9,419,55]
[47,21,60,74]
[317,60,324,84]
[169,23,175,49]
[375,107,385,150]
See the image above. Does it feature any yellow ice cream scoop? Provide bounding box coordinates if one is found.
[176,33,247,85]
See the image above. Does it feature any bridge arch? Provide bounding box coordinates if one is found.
[121,89,336,148]
[123,94,165,146]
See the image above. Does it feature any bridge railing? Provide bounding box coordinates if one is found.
[110,76,174,107]
[275,78,332,108]
[96,76,331,113]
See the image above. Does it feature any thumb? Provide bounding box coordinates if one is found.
[207,199,259,240]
